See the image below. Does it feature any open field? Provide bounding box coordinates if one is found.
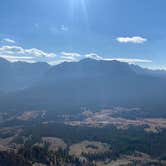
[66,109,166,133]
[69,140,111,157]
[16,111,46,121]
[96,151,166,166]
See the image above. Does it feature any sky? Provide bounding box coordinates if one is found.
[0,0,166,69]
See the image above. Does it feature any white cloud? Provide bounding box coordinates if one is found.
[0,45,151,65]
[34,23,39,29]
[25,48,56,58]
[48,52,81,65]
[58,52,151,65]
[85,53,152,63]
[61,56,77,61]
[0,55,34,60]
[50,25,69,35]
[49,55,152,65]
[0,46,56,58]
[1,38,16,44]
[60,52,81,62]
[49,59,76,65]
[108,58,152,63]
[116,36,147,44]
[60,25,68,31]
[61,52,81,58]
[85,53,103,60]
[0,55,35,63]
[0,45,56,63]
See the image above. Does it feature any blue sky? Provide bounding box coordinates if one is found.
[0,0,166,68]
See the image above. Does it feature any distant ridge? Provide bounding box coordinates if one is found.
[0,58,166,116]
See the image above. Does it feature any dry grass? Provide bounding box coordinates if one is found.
[16,111,46,121]
[96,151,161,166]
[69,141,111,157]
[67,109,166,133]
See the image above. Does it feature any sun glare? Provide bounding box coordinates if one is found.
[70,0,88,18]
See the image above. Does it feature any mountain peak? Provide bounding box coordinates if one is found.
[79,58,99,63]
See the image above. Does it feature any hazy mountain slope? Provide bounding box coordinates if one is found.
[0,58,15,91]
[0,58,50,92]
[1,58,166,115]
[131,64,166,79]
[36,59,166,108]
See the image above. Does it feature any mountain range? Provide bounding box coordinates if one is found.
[0,57,166,116]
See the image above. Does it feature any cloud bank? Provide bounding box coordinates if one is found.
[85,53,151,63]
[0,45,56,62]
[0,45,151,65]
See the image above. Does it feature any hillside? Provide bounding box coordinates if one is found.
[0,58,166,115]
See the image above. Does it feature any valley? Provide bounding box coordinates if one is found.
[0,107,166,165]
[1,0,166,165]
[0,58,166,165]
